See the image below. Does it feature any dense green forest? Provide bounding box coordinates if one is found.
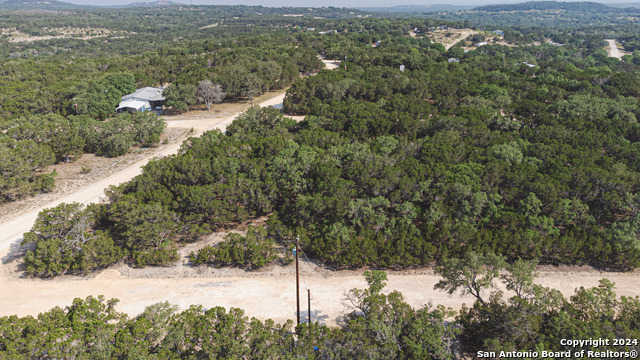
[2,256,640,358]
[20,16,640,275]
[0,8,332,203]
[0,5,366,58]
[3,2,640,356]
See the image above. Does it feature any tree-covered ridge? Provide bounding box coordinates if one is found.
[432,1,640,33]
[475,1,619,13]
[1,265,639,359]
[0,0,84,10]
[0,5,367,59]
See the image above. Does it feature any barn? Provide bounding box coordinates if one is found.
[116,87,166,114]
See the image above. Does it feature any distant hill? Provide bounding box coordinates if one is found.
[608,2,640,8]
[0,0,84,9]
[360,4,472,13]
[474,1,615,12]
[122,0,182,7]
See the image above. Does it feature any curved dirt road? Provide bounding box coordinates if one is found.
[0,92,285,255]
[0,59,340,254]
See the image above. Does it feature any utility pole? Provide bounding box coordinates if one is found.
[307,289,311,338]
[295,236,300,326]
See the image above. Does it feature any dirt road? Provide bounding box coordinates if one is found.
[0,60,342,253]
[1,251,639,325]
[0,91,286,255]
[605,39,628,59]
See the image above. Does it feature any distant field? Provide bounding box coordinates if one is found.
[0,26,130,42]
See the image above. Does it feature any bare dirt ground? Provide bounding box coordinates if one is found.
[422,28,522,53]
[2,230,640,326]
[320,58,341,70]
[605,39,630,59]
[427,28,479,50]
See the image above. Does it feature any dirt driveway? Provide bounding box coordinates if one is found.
[605,39,629,59]
[428,28,479,50]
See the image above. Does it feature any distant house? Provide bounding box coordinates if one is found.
[493,30,505,37]
[522,62,537,68]
[448,57,460,63]
[475,41,489,47]
[116,87,165,114]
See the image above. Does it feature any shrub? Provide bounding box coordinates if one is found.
[190,226,276,270]
[132,247,179,267]
[22,203,124,277]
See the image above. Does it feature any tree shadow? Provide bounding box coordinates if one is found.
[2,238,31,265]
[335,314,350,327]
[298,309,329,325]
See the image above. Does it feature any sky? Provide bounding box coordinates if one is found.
[63,0,638,7]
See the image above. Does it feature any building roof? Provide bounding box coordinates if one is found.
[116,99,151,111]
[122,87,165,102]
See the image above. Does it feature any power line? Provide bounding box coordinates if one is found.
[295,235,300,327]
[307,288,311,338]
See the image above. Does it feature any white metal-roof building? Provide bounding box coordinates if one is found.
[116,86,165,113]
[116,99,152,113]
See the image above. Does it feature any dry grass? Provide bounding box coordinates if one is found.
[0,27,131,43]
